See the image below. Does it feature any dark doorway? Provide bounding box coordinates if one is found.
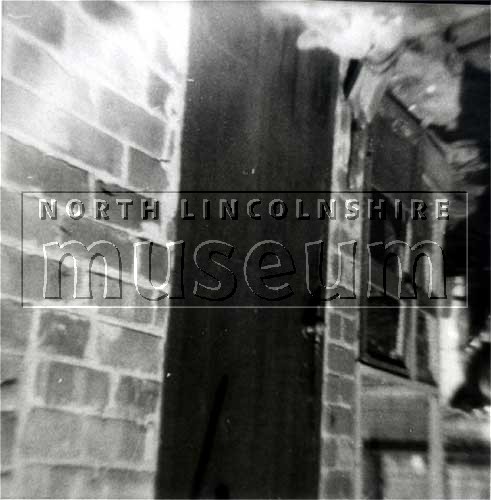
[156,3,339,498]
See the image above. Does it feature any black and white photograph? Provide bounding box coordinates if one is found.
[0,1,490,498]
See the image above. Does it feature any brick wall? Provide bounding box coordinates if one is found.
[1,1,189,498]
[318,61,362,500]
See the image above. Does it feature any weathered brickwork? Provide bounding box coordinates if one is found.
[318,67,362,499]
[1,2,189,498]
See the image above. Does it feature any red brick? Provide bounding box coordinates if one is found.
[75,467,106,499]
[166,217,178,241]
[17,465,50,498]
[83,417,120,463]
[3,1,65,46]
[1,353,23,383]
[2,80,123,175]
[16,191,62,246]
[332,285,358,307]
[1,412,17,467]
[83,417,145,464]
[1,245,44,300]
[46,465,80,499]
[36,361,75,406]
[4,37,94,118]
[83,371,111,411]
[128,148,169,191]
[336,438,354,469]
[325,404,354,436]
[87,274,156,324]
[325,470,353,499]
[1,299,31,351]
[80,1,132,24]
[99,88,166,157]
[18,464,82,499]
[105,469,154,499]
[327,344,355,376]
[328,313,342,340]
[1,353,23,409]
[2,135,89,192]
[1,245,62,302]
[18,465,83,498]
[38,311,90,358]
[81,272,124,306]
[147,72,173,116]
[65,13,147,102]
[163,128,178,161]
[114,376,160,419]
[2,189,63,248]
[321,437,337,468]
[154,302,170,326]
[118,420,146,463]
[326,375,355,406]
[1,245,22,298]
[58,216,137,276]
[0,187,19,241]
[93,180,148,231]
[21,408,82,459]
[24,250,80,303]
[154,37,181,78]
[330,226,353,247]
[94,323,161,374]
[0,471,14,498]
[342,316,357,344]
[137,241,170,285]
[339,251,355,291]
[35,361,110,412]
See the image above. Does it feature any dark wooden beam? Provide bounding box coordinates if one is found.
[447,12,490,49]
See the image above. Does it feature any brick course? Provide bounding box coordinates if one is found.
[38,312,90,358]
[2,80,125,176]
[3,2,65,47]
[1,1,188,497]
[1,299,31,351]
[128,148,169,191]
[99,88,167,158]
[318,89,361,499]
[2,136,90,192]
